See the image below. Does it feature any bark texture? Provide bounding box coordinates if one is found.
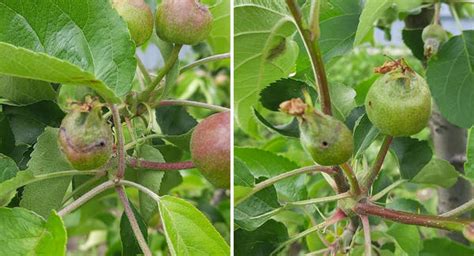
[405,7,472,244]
[430,109,472,243]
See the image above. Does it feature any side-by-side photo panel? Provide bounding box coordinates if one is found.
[0,0,230,255]
[233,0,474,255]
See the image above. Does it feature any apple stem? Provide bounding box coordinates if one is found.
[236,165,336,205]
[271,209,347,255]
[360,215,372,256]
[159,99,229,112]
[116,186,152,256]
[58,180,115,217]
[141,44,183,101]
[128,158,195,170]
[354,202,472,232]
[441,199,474,217]
[111,104,126,180]
[136,54,152,84]
[363,135,393,192]
[180,53,230,74]
[285,0,332,116]
[340,162,361,195]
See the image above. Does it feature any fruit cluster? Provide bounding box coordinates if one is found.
[112,0,213,46]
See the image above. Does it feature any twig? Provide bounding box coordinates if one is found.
[136,54,152,84]
[340,163,361,195]
[433,2,441,25]
[2,170,100,198]
[363,136,393,191]
[286,0,332,115]
[116,186,152,256]
[286,192,352,206]
[111,104,126,180]
[360,215,372,256]
[354,202,473,232]
[128,158,195,170]
[62,174,106,205]
[271,209,347,255]
[58,180,115,217]
[236,165,336,205]
[58,179,162,217]
[370,179,407,202]
[124,134,167,151]
[249,192,352,220]
[119,180,161,203]
[180,53,231,74]
[309,0,321,40]
[441,199,474,217]
[141,44,183,101]
[159,99,230,112]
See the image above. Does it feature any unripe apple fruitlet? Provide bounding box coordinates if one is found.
[190,111,230,188]
[280,98,354,166]
[422,24,448,57]
[58,98,113,170]
[155,0,213,45]
[112,0,153,46]
[365,59,431,137]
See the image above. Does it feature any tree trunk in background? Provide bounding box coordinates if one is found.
[430,109,471,243]
[405,7,472,244]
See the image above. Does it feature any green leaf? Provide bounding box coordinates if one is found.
[156,106,197,136]
[412,158,459,188]
[234,158,255,203]
[0,112,14,154]
[296,0,361,78]
[254,109,300,138]
[234,185,280,231]
[391,137,432,180]
[427,31,474,128]
[155,38,180,100]
[353,114,379,157]
[234,0,299,136]
[387,224,421,256]
[394,0,423,13]
[354,76,377,106]
[234,148,306,231]
[319,0,361,61]
[0,153,18,182]
[329,83,357,120]
[20,128,73,218]
[159,172,183,196]
[3,101,64,145]
[0,208,66,256]
[234,186,253,204]
[0,76,55,106]
[464,127,474,180]
[0,170,34,206]
[207,0,231,55]
[420,238,474,256]
[386,198,428,214]
[234,147,304,201]
[354,0,393,45]
[136,145,165,223]
[259,78,316,111]
[402,28,425,61]
[158,195,230,256]
[234,219,288,256]
[120,200,149,256]
[234,158,254,187]
[0,0,137,102]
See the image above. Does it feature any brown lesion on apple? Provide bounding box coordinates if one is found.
[59,127,109,154]
[279,98,307,116]
[374,58,413,75]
